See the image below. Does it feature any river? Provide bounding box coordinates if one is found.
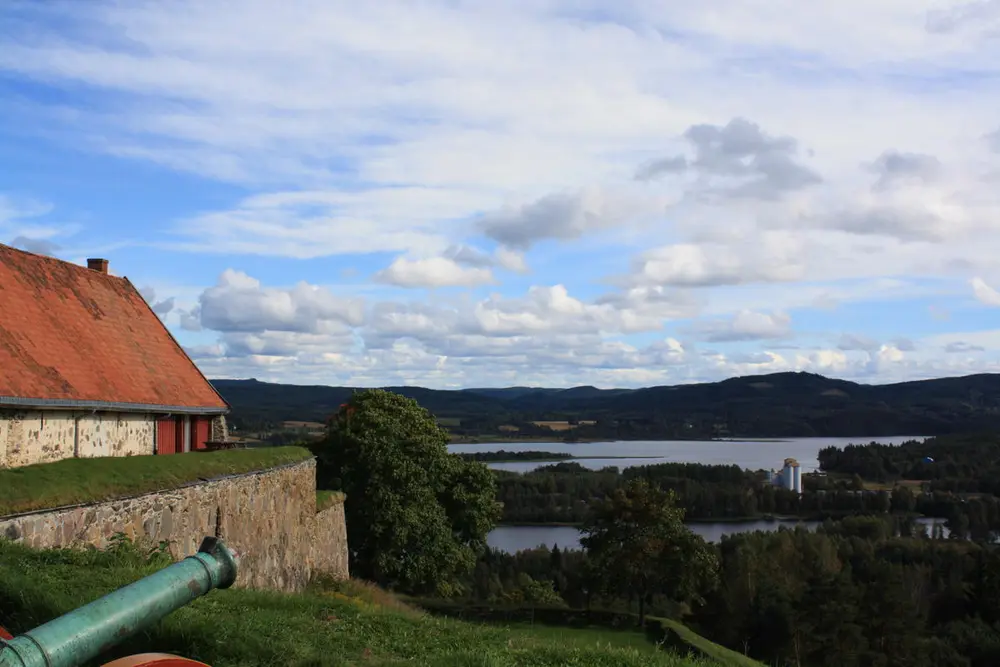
[447,435,923,474]
[487,518,950,553]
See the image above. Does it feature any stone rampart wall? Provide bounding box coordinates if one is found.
[0,458,348,591]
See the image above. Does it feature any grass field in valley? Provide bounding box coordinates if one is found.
[0,446,314,516]
[0,539,731,667]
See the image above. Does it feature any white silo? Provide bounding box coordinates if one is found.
[781,464,794,491]
[782,458,801,493]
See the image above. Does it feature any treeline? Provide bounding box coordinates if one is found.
[819,433,1000,492]
[449,516,1000,667]
[702,520,1000,667]
[495,436,1000,536]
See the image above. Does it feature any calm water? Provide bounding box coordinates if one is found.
[488,518,950,553]
[454,437,931,552]
[448,436,923,474]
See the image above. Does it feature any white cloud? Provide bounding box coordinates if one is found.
[375,256,495,288]
[971,277,1000,306]
[168,189,468,259]
[138,286,176,316]
[0,193,77,248]
[197,269,365,334]
[626,233,806,288]
[689,310,792,342]
[636,117,822,199]
[476,186,663,250]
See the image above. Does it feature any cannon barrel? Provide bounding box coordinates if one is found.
[0,536,238,667]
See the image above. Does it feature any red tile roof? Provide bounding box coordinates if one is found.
[0,244,228,413]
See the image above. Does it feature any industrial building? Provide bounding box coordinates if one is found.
[765,457,803,494]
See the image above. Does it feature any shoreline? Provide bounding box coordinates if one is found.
[495,515,810,528]
[463,455,665,464]
[448,437,797,445]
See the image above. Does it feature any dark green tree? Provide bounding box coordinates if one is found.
[312,389,501,595]
[580,478,719,624]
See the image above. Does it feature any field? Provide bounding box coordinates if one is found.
[860,478,926,492]
[0,446,313,516]
[0,539,728,667]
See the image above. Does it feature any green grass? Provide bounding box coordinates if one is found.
[508,622,666,654]
[315,490,346,512]
[0,540,715,667]
[655,618,763,667]
[0,446,314,516]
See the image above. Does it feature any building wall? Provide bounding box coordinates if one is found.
[78,413,155,459]
[0,458,349,592]
[0,410,155,468]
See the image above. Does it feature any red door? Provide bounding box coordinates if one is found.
[157,417,178,455]
[194,417,211,451]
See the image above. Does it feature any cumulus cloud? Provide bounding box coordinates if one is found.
[138,286,176,316]
[374,256,495,288]
[689,310,792,343]
[477,187,653,250]
[838,333,879,351]
[9,235,60,256]
[638,117,821,200]
[627,233,806,288]
[197,269,364,333]
[441,244,529,273]
[470,285,664,336]
[866,150,942,191]
[945,341,986,353]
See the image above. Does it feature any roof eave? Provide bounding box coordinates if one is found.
[0,396,229,416]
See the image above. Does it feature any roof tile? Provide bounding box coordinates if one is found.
[0,244,228,411]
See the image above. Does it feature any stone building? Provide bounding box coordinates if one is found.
[0,243,229,468]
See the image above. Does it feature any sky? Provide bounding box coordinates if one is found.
[1,0,999,389]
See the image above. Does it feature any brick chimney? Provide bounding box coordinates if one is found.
[87,258,109,274]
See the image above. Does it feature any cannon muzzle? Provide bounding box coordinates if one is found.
[0,536,238,667]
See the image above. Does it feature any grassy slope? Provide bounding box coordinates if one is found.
[0,447,313,516]
[0,541,719,667]
[655,618,764,667]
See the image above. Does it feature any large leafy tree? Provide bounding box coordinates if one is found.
[581,478,718,623]
[312,389,501,595]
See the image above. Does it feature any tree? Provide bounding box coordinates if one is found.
[580,478,718,624]
[312,389,501,595]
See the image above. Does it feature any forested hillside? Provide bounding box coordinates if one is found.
[212,371,1000,439]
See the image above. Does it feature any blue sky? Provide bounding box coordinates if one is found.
[1,0,999,388]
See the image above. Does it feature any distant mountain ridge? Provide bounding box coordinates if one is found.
[211,371,1000,439]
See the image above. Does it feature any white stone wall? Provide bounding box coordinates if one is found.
[0,410,154,468]
[76,413,154,459]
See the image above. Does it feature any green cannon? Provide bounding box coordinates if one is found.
[0,536,239,667]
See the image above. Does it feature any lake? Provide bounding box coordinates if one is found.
[451,436,930,552]
[488,518,950,553]
[448,435,923,474]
